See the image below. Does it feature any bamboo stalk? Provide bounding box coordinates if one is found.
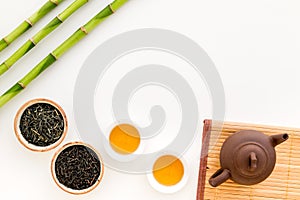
[0,0,128,108]
[0,0,65,52]
[0,0,89,76]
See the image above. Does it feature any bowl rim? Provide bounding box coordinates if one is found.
[51,141,105,195]
[14,98,68,152]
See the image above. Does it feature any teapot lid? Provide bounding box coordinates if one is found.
[220,130,276,185]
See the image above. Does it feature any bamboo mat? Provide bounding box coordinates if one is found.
[197,120,300,200]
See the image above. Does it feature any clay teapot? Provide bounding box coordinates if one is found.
[209,130,289,187]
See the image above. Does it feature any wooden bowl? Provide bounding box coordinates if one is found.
[51,141,104,195]
[14,98,68,152]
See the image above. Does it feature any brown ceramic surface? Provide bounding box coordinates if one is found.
[209,130,288,187]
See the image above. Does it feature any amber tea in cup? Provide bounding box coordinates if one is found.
[109,123,141,154]
[148,154,188,193]
[153,155,184,186]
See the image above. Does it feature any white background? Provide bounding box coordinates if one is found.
[0,0,300,199]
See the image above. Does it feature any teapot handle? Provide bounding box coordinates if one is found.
[209,168,231,187]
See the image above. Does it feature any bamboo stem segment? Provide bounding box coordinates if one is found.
[0,0,65,52]
[0,0,128,108]
[0,0,88,76]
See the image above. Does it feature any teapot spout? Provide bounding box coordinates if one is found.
[270,133,289,147]
[209,168,231,187]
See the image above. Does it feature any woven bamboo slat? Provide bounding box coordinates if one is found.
[197,120,300,200]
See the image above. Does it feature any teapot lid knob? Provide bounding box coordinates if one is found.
[232,143,269,178]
